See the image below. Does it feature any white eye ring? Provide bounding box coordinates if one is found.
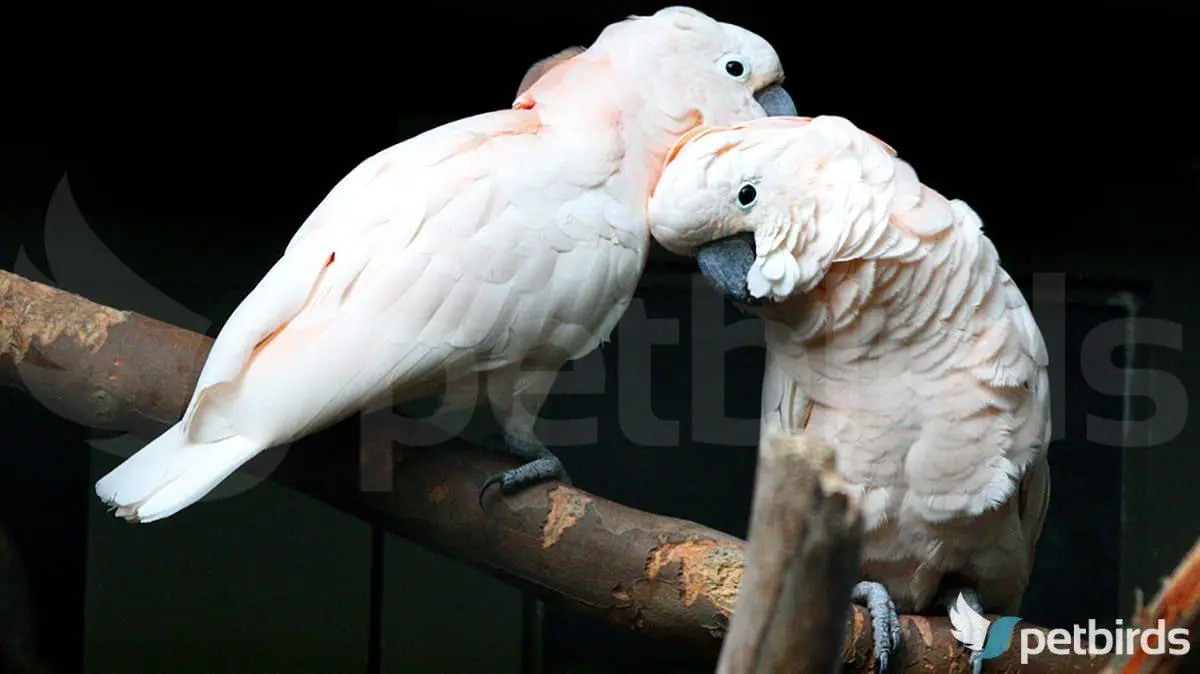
[719,53,751,82]
[736,183,758,210]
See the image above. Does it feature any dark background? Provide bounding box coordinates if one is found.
[2,1,1198,672]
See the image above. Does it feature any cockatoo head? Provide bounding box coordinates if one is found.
[609,7,797,123]
[517,8,796,125]
[649,116,873,305]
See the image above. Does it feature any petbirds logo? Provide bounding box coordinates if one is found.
[948,593,1021,663]
[948,592,1192,665]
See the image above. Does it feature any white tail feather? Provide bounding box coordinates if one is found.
[94,421,265,523]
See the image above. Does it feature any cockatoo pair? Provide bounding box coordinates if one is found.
[649,115,1052,673]
[94,7,1046,673]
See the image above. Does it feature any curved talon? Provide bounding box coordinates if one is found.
[478,473,506,508]
[477,433,567,507]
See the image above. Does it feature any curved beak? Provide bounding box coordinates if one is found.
[695,232,765,306]
[754,83,797,117]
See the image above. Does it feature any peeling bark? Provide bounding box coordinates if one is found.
[0,268,1110,672]
[0,270,210,437]
[542,487,592,548]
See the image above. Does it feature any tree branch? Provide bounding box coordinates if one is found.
[717,427,862,674]
[0,268,1103,672]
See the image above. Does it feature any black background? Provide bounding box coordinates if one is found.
[2,2,1197,672]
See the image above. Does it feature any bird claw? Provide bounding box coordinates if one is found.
[969,649,983,674]
[477,433,569,508]
[477,472,506,508]
[852,581,902,674]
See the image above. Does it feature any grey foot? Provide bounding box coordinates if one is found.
[852,581,902,674]
[478,433,569,507]
[940,588,985,674]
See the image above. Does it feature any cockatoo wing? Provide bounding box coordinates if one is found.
[182,108,625,447]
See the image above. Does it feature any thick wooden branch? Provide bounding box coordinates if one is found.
[1102,536,1200,673]
[717,427,862,674]
[0,268,1101,672]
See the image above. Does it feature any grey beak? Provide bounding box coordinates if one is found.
[695,233,764,306]
[754,83,797,117]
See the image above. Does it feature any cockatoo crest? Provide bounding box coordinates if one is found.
[948,593,991,651]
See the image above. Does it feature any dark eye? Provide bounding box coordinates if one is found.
[719,53,751,82]
[737,183,757,208]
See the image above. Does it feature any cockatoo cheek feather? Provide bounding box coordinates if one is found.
[647,181,723,257]
[648,126,766,304]
[647,132,722,256]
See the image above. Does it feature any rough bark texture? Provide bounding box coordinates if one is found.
[0,268,1107,672]
[717,428,862,674]
[1102,537,1200,673]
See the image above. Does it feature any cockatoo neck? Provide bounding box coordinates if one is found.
[755,222,940,345]
[747,176,941,341]
[746,189,903,301]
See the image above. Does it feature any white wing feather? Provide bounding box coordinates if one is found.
[183,109,623,445]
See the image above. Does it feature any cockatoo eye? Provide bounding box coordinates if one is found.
[736,183,758,209]
[720,54,750,82]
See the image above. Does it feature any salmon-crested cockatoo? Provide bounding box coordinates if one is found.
[647,116,1051,674]
[94,6,797,524]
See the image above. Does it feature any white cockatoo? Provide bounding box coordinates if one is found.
[94,7,797,524]
[647,116,1051,674]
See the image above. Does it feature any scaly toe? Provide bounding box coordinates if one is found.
[852,581,901,674]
